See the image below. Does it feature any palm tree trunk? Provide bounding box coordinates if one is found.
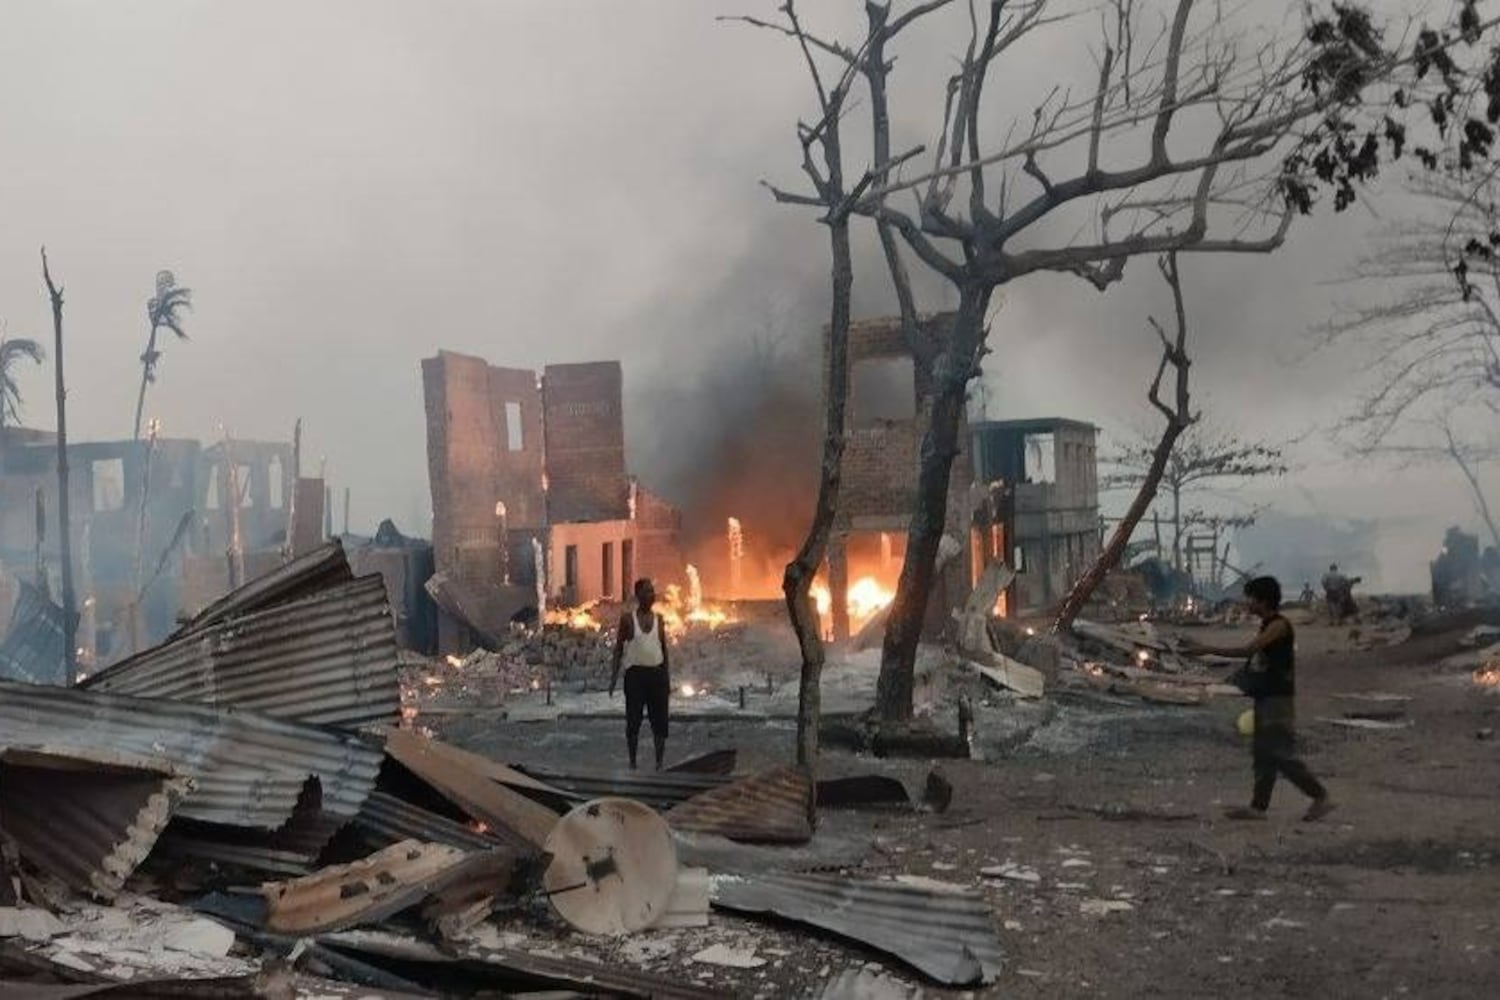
[42,248,77,684]
[132,323,159,442]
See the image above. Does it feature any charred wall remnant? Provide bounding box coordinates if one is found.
[421,352,682,652]
[827,315,974,640]
[971,418,1101,612]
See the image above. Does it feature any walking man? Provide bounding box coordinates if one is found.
[609,578,670,770]
[1183,576,1335,822]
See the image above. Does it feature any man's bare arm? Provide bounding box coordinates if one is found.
[1183,618,1292,659]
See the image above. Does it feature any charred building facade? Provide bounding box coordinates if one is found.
[421,351,682,652]
[972,418,1101,612]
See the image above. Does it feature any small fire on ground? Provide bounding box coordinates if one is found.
[1474,661,1500,690]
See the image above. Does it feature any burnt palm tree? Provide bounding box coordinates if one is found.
[132,270,192,441]
[0,327,46,430]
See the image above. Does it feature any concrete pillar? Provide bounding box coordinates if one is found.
[828,534,850,642]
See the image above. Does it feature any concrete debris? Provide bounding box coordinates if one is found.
[820,967,924,1000]
[651,867,711,929]
[0,906,66,941]
[1079,899,1135,916]
[690,943,766,968]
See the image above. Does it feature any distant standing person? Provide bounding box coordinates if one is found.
[609,578,670,770]
[1183,576,1334,822]
[1322,563,1352,623]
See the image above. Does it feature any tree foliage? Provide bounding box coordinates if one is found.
[0,328,46,429]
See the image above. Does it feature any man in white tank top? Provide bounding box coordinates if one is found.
[608,578,671,769]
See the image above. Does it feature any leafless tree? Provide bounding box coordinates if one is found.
[1361,410,1500,547]
[41,248,77,684]
[745,0,1449,723]
[1054,251,1195,631]
[1325,170,1500,448]
[1102,418,1287,573]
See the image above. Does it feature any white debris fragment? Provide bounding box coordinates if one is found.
[979,863,1041,884]
[692,943,767,969]
[0,907,66,942]
[1079,899,1134,916]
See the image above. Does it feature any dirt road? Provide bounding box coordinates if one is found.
[441,623,1500,998]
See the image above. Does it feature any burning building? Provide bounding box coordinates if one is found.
[824,314,975,640]
[421,351,683,653]
[971,417,1101,612]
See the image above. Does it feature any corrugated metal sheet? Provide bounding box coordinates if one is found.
[666,749,737,775]
[667,767,813,843]
[711,873,1005,986]
[0,746,190,898]
[177,539,353,638]
[83,575,401,728]
[0,680,382,833]
[320,929,733,999]
[384,730,557,849]
[514,764,728,810]
[151,832,314,876]
[0,581,69,686]
[352,791,507,852]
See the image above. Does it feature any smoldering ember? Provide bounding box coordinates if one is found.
[4,3,1500,999]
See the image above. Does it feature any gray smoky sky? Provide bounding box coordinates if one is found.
[0,0,1487,592]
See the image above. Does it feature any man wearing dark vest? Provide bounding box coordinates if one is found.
[1184,576,1334,821]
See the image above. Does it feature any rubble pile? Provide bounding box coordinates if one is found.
[0,541,1003,998]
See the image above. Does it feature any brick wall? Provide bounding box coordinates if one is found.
[423,351,531,587]
[633,483,684,588]
[542,362,629,524]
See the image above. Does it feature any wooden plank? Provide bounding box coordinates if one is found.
[384,729,558,848]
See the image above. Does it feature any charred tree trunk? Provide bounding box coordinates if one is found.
[785,201,853,769]
[42,249,77,684]
[1054,252,1195,631]
[875,285,991,723]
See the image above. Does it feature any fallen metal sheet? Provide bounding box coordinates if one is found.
[667,766,813,843]
[514,764,728,810]
[151,832,314,877]
[0,747,190,899]
[0,581,70,686]
[84,575,401,729]
[666,749,737,775]
[651,867,710,929]
[351,790,509,853]
[319,928,732,999]
[673,829,872,875]
[1319,716,1413,730]
[385,730,558,849]
[381,731,562,797]
[263,839,517,935]
[423,573,532,649]
[0,680,382,833]
[817,775,911,810]
[175,539,353,639]
[711,873,1004,986]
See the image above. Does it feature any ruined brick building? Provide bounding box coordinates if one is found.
[828,317,1101,633]
[421,352,682,651]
